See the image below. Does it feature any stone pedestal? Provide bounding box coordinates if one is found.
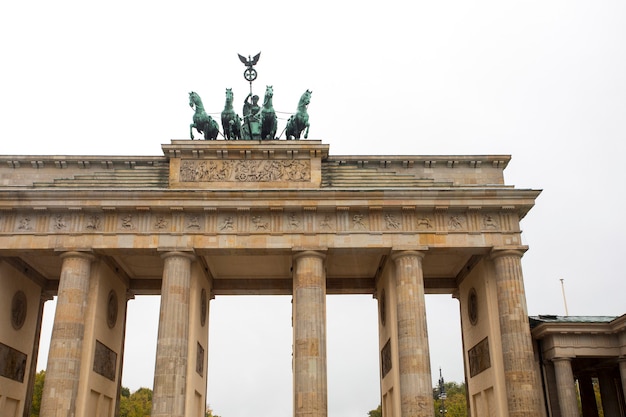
[40,251,94,417]
[392,250,434,417]
[491,248,542,417]
[292,251,327,417]
[552,358,578,417]
[152,252,195,417]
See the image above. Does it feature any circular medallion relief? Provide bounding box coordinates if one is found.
[200,289,207,327]
[11,291,27,330]
[379,289,386,326]
[468,288,478,325]
[107,290,118,329]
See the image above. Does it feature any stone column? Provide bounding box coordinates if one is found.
[542,360,562,417]
[23,292,52,417]
[490,248,542,417]
[152,251,194,417]
[391,250,434,417]
[40,251,94,417]
[578,375,599,417]
[619,359,626,412]
[292,251,327,417]
[598,368,620,417]
[552,358,578,417]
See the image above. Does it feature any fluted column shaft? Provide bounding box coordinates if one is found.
[293,251,327,417]
[491,249,542,417]
[40,251,94,417]
[392,250,434,417]
[578,375,599,417]
[152,252,194,417]
[553,358,578,417]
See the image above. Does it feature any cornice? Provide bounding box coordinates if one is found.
[0,187,541,209]
[532,321,625,339]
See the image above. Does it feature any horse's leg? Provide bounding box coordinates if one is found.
[285,117,293,140]
[304,123,310,139]
[190,123,195,140]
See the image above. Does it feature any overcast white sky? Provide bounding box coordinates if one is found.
[2,1,626,416]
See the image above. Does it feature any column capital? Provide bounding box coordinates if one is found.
[552,356,574,363]
[59,250,95,262]
[293,249,327,262]
[490,246,528,260]
[390,248,427,262]
[159,250,196,262]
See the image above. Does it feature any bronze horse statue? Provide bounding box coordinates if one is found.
[221,88,241,140]
[189,91,219,140]
[260,85,277,140]
[285,90,311,140]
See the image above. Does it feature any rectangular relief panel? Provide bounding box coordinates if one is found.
[93,340,117,381]
[0,341,27,383]
[468,337,491,377]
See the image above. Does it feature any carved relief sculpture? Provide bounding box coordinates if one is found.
[179,160,311,183]
[482,214,499,229]
[384,213,400,229]
[251,216,269,230]
[448,215,464,230]
[154,216,168,230]
[352,213,367,230]
[416,217,433,229]
[86,214,102,230]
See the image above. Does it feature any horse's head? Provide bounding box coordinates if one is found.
[189,91,200,109]
[225,88,234,103]
[263,85,274,107]
[300,90,312,106]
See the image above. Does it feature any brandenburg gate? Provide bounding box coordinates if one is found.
[0,140,545,416]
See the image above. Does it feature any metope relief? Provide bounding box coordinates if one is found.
[120,214,135,231]
[17,216,32,231]
[153,215,169,231]
[53,214,68,230]
[448,215,465,230]
[186,215,202,230]
[85,214,102,231]
[481,214,499,230]
[318,214,334,230]
[352,213,368,230]
[179,159,311,183]
[251,215,270,231]
[416,216,433,229]
[287,212,302,230]
[218,216,235,231]
[384,213,401,230]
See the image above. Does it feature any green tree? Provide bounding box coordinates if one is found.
[433,381,467,417]
[367,404,382,417]
[29,370,45,417]
[206,404,221,417]
[119,387,152,417]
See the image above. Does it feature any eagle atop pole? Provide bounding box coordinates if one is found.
[238,52,261,95]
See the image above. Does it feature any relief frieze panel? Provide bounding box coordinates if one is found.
[179,159,311,183]
[4,208,514,236]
